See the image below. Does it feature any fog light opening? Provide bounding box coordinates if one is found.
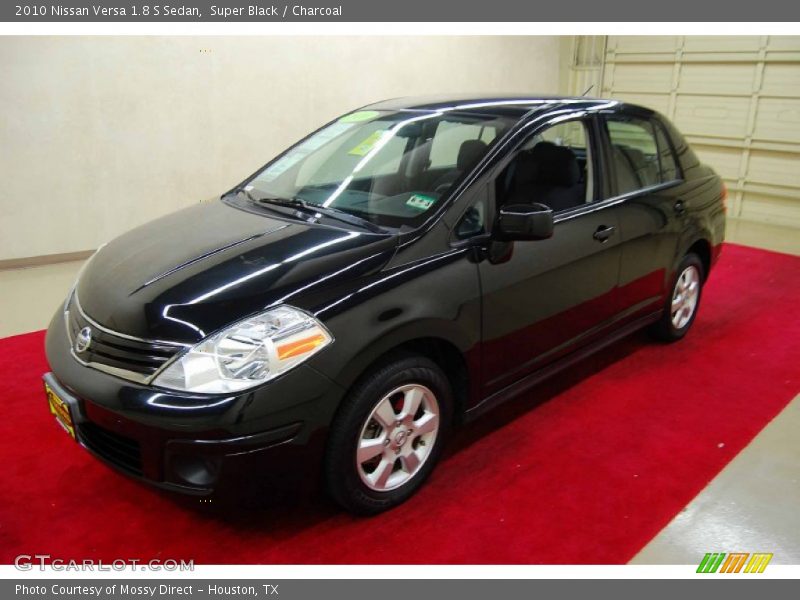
[170,454,221,487]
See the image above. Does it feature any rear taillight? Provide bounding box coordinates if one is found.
[721,183,728,213]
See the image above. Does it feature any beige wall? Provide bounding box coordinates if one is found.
[0,36,561,261]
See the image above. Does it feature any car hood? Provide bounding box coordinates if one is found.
[76,200,398,344]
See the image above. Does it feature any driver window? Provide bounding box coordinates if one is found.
[496,119,594,213]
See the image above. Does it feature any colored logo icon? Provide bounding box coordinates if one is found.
[697,552,773,573]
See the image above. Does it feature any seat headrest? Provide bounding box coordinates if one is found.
[457,139,488,171]
[612,146,640,191]
[528,141,580,187]
[617,145,647,170]
[511,150,541,186]
[406,139,433,177]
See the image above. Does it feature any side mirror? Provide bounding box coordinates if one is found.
[494,203,554,241]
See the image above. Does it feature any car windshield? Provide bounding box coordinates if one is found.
[246,109,516,229]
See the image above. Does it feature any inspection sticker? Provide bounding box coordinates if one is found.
[406,194,436,211]
[348,130,389,156]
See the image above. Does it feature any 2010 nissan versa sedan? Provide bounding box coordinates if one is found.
[44,95,726,514]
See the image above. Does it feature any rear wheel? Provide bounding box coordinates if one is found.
[649,253,704,342]
[324,355,452,515]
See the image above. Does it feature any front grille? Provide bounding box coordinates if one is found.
[66,295,183,380]
[79,422,143,476]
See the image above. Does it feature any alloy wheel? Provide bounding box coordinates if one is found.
[356,384,440,492]
[671,265,700,329]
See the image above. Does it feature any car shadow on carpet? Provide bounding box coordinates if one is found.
[448,330,648,457]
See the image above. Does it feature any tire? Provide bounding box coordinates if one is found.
[649,252,705,342]
[324,354,453,515]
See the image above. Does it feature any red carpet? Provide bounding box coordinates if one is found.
[1,243,798,564]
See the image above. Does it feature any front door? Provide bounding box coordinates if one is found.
[478,116,623,397]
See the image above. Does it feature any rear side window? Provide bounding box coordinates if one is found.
[654,122,679,181]
[605,118,661,194]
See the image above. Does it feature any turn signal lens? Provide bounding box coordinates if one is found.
[276,333,328,360]
[152,306,332,394]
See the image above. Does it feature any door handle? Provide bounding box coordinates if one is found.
[674,199,686,215]
[593,225,616,242]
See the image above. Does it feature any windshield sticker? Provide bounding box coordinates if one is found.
[301,121,355,151]
[339,110,380,123]
[260,122,357,181]
[348,130,389,157]
[259,151,306,181]
[406,194,436,211]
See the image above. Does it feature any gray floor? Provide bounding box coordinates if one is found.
[0,217,798,564]
[632,396,800,564]
[725,218,800,257]
[631,219,800,564]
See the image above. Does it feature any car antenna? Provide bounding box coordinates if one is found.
[581,84,594,96]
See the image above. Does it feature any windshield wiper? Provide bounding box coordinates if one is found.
[257,196,310,209]
[256,197,386,234]
[224,186,261,204]
[312,204,388,234]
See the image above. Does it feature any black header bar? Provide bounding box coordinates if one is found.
[3,0,799,22]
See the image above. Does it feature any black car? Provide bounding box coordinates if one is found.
[44,95,726,514]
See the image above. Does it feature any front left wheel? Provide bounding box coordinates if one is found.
[324,355,453,515]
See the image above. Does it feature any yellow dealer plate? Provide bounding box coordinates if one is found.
[45,382,76,440]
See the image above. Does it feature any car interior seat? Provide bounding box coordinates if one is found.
[504,142,585,212]
[614,145,659,190]
[432,139,488,195]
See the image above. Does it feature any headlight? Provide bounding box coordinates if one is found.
[152,306,332,394]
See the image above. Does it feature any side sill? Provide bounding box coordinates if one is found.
[465,311,662,422]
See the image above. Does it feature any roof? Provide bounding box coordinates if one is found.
[363,94,625,118]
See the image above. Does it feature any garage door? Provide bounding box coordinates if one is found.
[568,36,800,227]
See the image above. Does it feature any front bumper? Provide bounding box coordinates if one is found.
[44,309,346,497]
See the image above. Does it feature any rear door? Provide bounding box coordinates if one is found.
[601,110,684,321]
[476,115,624,397]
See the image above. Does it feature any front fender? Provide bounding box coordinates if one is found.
[303,248,482,407]
[321,317,478,393]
